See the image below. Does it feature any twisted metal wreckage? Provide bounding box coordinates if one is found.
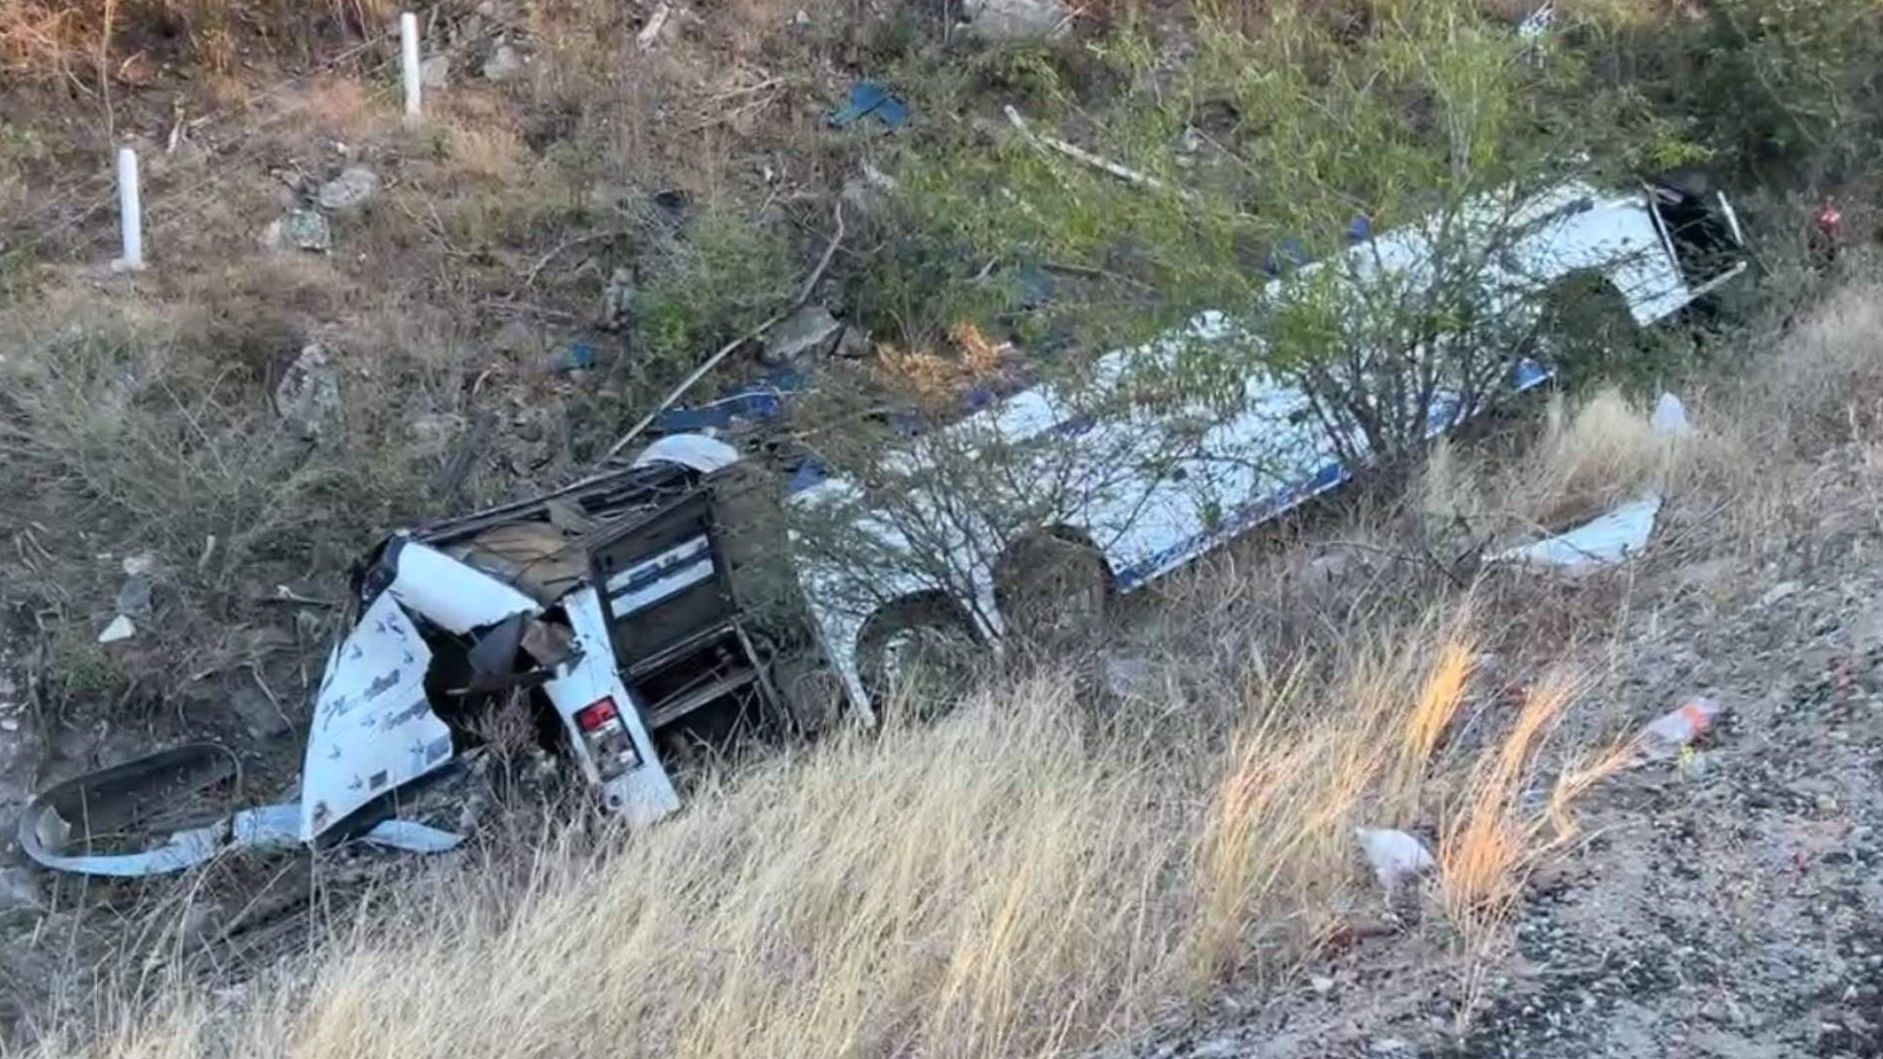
[20,174,1747,876]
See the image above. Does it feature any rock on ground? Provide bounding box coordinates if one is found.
[262,209,332,253]
[274,343,342,439]
[482,43,525,81]
[959,0,1072,40]
[761,304,842,367]
[317,167,381,211]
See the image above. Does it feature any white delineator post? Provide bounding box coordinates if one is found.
[111,147,144,272]
[400,12,422,121]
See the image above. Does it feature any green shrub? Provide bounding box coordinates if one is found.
[630,209,797,384]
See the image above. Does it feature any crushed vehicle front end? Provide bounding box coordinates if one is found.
[20,434,822,874]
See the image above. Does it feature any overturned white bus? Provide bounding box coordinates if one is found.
[784,176,1746,713]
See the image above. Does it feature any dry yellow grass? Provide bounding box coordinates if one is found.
[23,599,1614,1059]
[1418,385,1692,549]
[0,0,392,79]
[1523,389,1680,523]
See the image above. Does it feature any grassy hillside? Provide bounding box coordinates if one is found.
[5,0,1883,1050]
[14,274,1883,1055]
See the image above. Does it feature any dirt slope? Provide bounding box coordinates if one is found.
[1134,444,1883,1058]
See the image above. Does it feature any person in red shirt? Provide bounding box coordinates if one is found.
[1811,197,1844,270]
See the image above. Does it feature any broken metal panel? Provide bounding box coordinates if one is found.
[385,539,541,635]
[17,743,238,877]
[230,803,302,848]
[1491,492,1663,569]
[300,591,455,841]
[631,433,741,475]
[17,745,307,877]
[543,587,679,827]
[603,535,716,615]
[359,818,463,853]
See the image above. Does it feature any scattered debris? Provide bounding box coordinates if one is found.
[316,166,381,211]
[636,2,672,48]
[605,199,846,457]
[115,570,154,620]
[19,743,246,876]
[0,866,44,912]
[829,81,908,130]
[17,742,460,877]
[1760,580,1801,607]
[835,325,872,359]
[839,162,899,215]
[1100,653,1158,699]
[113,578,152,619]
[482,42,526,82]
[420,53,449,88]
[274,343,343,439]
[959,0,1072,41]
[1490,492,1662,570]
[552,343,598,373]
[1355,827,1435,895]
[1650,391,1691,437]
[1004,105,1194,200]
[230,686,291,741]
[1487,392,1690,570]
[362,819,464,853]
[113,551,157,620]
[761,303,843,367]
[602,268,635,331]
[1516,0,1556,39]
[97,615,136,644]
[1637,697,1720,760]
[261,208,333,253]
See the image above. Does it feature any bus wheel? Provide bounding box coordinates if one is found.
[994,529,1112,648]
[856,594,981,719]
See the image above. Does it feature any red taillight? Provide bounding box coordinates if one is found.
[572,696,642,783]
[575,698,619,732]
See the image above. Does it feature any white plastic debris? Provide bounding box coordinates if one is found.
[361,818,464,853]
[631,433,741,475]
[98,615,136,643]
[1650,391,1691,438]
[1516,0,1556,39]
[1759,580,1800,607]
[1489,392,1689,571]
[385,539,539,635]
[1637,697,1720,760]
[1491,492,1662,570]
[1355,827,1435,893]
